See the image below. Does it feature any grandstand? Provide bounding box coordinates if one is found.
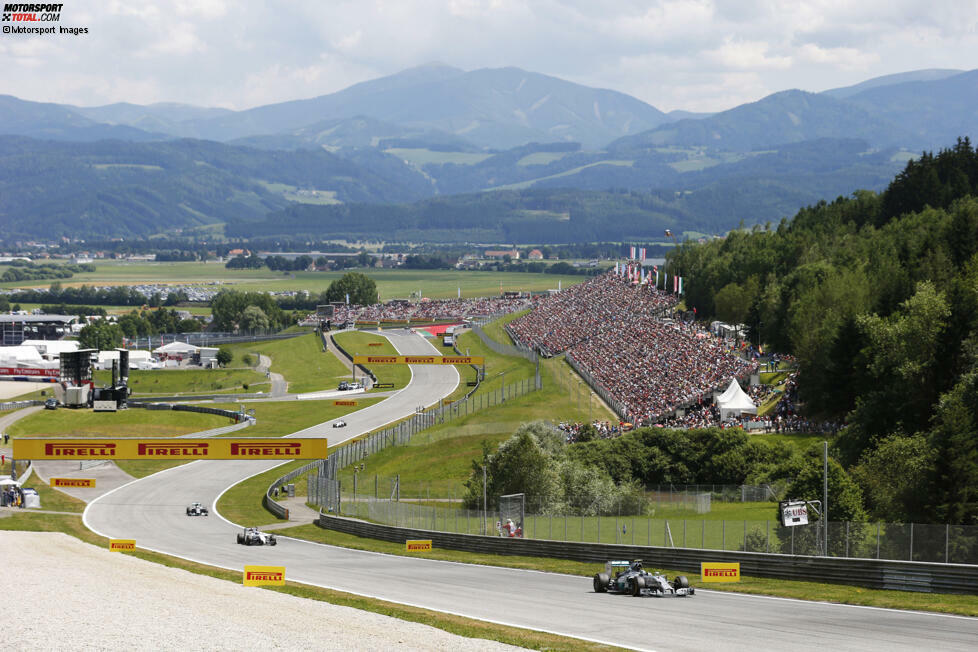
[506,271,757,425]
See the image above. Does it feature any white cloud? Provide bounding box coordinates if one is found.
[1,0,975,113]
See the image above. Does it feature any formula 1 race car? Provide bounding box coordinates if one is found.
[593,560,694,597]
[332,419,347,428]
[185,502,209,516]
[236,527,277,546]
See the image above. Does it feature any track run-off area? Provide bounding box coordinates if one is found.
[83,329,978,651]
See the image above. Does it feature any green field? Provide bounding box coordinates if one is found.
[384,148,493,166]
[222,332,348,394]
[332,331,413,390]
[209,398,381,436]
[7,408,229,438]
[0,262,586,299]
[94,367,266,396]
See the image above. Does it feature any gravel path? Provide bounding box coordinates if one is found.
[5,531,521,651]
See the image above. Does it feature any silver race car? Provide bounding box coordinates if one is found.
[236,527,277,546]
[593,560,694,597]
[186,502,209,516]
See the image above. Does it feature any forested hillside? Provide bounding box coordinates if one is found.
[673,138,978,525]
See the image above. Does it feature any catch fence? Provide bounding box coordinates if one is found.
[312,491,978,564]
[122,330,306,350]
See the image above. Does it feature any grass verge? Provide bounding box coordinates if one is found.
[222,332,348,394]
[0,513,621,651]
[8,408,230,438]
[95,367,266,396]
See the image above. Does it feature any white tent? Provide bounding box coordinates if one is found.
[0,345,44,366]
[716,378,758,421]
[151,341,199,356]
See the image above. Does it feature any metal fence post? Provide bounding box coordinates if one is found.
[766,520,770,553]
[877,522,881,559]
[946,524,950,564]
[910,523,914,561]
[722,520,726,550]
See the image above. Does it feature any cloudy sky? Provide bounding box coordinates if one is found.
[2,0,975,112]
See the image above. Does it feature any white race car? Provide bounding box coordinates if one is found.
[333,419,347,428]
[236,527,277,546]
[186,502,208,516]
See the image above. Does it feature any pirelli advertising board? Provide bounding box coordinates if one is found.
[333,400,358,406]
[700,562,741,582]
[109,539,136,552]
[353,355,484,366]
[405,539,433,552]
[13,438,328,461]
[50,477,96,488]
[243,565,286,586]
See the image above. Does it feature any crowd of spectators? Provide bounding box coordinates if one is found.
[506,271,756,425]
[557,420,623,443]
[505,273,678,355]
[567,315,757,424]
[331,296,534,324]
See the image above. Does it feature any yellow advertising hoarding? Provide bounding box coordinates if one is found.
[405,539,433,552]
[109,539,135,552]
[333,400,358,406]
[700,562,741,582]
[353,355,484,365]
[243,565,286,586]
[13,438,328,461]
[50,477,96,488]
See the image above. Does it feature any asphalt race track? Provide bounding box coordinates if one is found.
[84,330,978,651]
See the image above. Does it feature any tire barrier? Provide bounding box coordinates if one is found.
[316,513,978,595]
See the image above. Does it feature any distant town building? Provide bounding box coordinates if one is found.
[484,249,519,260]
[527,249,544,260]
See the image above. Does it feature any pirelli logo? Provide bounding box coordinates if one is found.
[50,477,95,488]
[354,355,484,366]
[405,539,433,552]
[15,438,328,460]
[229,442,302,457]
[109,539,136,552]
[701,562,740,582]
[138,442,209,457]
[368,342,383,347]
[243,565,286,586]
[44,442,116,457]
[334,400,357,406]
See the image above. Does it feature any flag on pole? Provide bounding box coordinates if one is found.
[640,247,646,261]
[679,276,683,295]
[458,287,461,299]
[673,275,678,293]
[655,270,659,288]
[630,246,637,260]
[345,293,350,305]
[558,280,562,290]
[615,261,620,275]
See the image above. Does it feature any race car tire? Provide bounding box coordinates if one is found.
[269,538,277,546]
[186,509,190,515]
[673,575,690,590]
[631,576,645,596]
[236,533,244,544]
[593,573,610,593]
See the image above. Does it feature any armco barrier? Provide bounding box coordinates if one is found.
[316,514,978,594]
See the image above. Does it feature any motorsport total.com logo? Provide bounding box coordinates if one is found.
[2,3,88,35]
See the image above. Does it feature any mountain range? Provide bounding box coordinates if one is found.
[0,65,975,242]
